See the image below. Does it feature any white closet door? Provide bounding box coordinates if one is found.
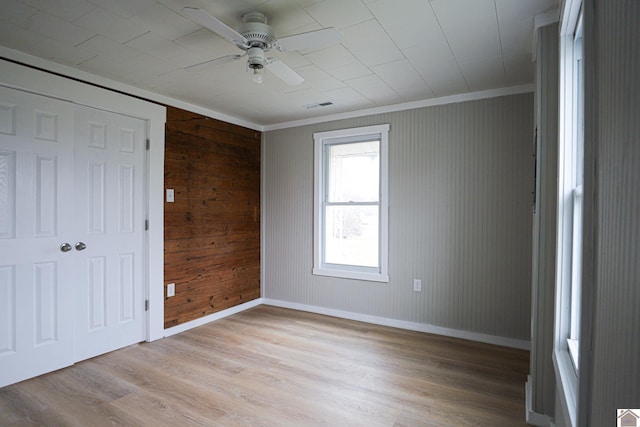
[73,106,146,362]
[0,86,75,387]
[0,86,148,387]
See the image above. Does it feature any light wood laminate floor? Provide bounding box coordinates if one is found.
[0,305,529,426]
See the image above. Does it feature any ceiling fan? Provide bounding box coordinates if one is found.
[182,7,343,85]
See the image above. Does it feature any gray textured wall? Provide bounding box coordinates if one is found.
[263,93,534,341]
[583,0,640,425]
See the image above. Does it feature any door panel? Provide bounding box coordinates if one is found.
[0,86,75,387]
[0,265,15,355]
[73,106,146,362]
[0,151,15,239]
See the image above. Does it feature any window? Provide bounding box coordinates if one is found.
[554,2,583,426]
[313,124,389,282]
[566,15,584,371]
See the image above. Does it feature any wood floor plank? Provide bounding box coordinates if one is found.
[0,305,529,426]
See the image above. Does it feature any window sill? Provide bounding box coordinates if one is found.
[312,267,389,283]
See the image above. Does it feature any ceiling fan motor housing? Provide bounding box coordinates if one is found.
[239,12,277,50]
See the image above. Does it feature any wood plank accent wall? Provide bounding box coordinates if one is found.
[164,106,261,328]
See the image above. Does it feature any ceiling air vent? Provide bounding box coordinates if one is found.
[305,101,334,110]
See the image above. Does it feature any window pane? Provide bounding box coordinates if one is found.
[327,141,379,203]
[575,53,584,185]
[324,205,378,267]
[570,187,583,341]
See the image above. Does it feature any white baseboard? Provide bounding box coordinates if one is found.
[262,299,531,350]
[162,297,531,351]
[163,298,264,337]
[526,375,553,426]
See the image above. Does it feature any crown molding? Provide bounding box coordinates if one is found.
[263,84,534,131]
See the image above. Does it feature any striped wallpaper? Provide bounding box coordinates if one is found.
[585,0,640,425]
[263,93,534,342]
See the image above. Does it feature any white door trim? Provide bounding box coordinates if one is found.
[0,59,166,342]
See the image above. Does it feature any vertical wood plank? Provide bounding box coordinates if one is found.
[164,107,261,328]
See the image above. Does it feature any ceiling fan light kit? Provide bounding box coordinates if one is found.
[182,7,342,86]
[252,68,264,84]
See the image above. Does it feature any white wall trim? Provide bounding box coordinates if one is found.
[260,133,267,300]
[263,299,531,350]
[526,376,554,426]
[163,298,264,337]
[162,298,531,350]
[534,9,561,30]
[146,100,165,343]
[532,9,561,61]
[262,84,534,131]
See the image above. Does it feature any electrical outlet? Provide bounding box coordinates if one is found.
[167,283,175,297]
[413,279,422,292]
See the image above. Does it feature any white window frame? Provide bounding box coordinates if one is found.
[568,183,582,369]
[554,1,583,426]
[313,124,389,282]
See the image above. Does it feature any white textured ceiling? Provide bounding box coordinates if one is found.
[0,0,557,127]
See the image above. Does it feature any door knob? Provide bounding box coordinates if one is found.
[60,243,72,252]
[75,242,87,251]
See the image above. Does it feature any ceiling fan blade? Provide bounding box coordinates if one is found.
[276,27,342,52]
[267,59,304,85]
[185,54,244,72]
[182,7,248,47]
